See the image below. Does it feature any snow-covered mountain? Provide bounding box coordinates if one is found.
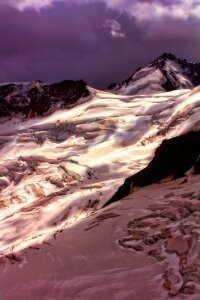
[0,79,90,120]
[1,66,200,298]
[108,53,200,95]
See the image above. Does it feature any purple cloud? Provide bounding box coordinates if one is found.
[4,0,200,23]
[0,1,199,88]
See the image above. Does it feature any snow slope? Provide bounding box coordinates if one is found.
[108,53,200,95]
[1,175,200,300]
[0,83,200,299]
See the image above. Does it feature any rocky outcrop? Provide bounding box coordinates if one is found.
[104,131,200,207]
[0,79,90,119]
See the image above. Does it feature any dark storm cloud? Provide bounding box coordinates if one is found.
[0,0,200,88]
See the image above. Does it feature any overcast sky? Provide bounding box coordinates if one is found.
[0,0,200,88]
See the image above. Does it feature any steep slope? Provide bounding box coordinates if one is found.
[108,53,200,95]
[105,130,200,207]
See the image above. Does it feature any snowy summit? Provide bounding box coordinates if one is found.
[108,53,200,95]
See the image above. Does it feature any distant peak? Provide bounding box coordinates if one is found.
[150,53,178,68]
[159,53,177,61]
[150,53,179,70]
[107,52,200,95]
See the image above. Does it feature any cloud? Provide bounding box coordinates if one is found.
[122,0,200,23]
[3,0,200,23]
[0,1,138,88]
[0,0,199,89]
[102,19,126,38]
[0,0,56,10]
[93,0,200,23]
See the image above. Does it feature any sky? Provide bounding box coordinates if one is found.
[0,0,200,88]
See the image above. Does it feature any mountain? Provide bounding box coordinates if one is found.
[0,79,90,119]
[108,53,200,95]
[0,77,200,298]
[1,59,200,299]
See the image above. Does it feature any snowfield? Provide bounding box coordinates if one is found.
[0,84,200,299]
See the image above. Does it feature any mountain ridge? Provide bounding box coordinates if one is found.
[108,53,200,95]
[0,79,90,120]
[1,55,200,298]
[1,52,200,122]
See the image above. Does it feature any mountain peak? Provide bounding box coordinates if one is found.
[151,53,177,69]
[158,53,177,61]
[108,53,200,95]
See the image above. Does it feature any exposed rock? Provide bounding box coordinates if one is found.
[0,80,90,119]
[104,131,200,207]
[46,175,65,188]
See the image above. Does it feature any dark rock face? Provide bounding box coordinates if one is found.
[162,70,176,92]
[152,53,200,91]
[104,131,200,207]
[0,80,90,119]
[107,83,117,90]
[194,156,200,174]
